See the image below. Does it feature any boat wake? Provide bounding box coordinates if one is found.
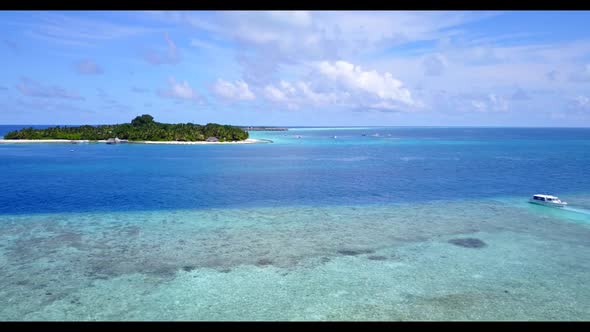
[561,206,590,215]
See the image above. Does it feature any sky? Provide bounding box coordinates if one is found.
[1,10,590,126]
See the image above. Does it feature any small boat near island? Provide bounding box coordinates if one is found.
[529,194,567,208]
[106,137,128,144]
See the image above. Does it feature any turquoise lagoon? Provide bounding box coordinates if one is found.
[0,126,589,320]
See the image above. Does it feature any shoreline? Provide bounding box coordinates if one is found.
[0,138,271,145]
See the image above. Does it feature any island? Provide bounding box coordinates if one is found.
[0,115,271,144]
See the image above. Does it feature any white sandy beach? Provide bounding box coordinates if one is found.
[0,138,270,145]
[138,139,270,145]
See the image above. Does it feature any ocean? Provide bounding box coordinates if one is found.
[0,126,589,320]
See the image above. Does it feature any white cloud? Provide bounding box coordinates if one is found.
[471,100,486,111]
[170,80,194,99]
[212,79,255,101]
[263,84,288,102]
[258,61,418,111]
[258,84,296,108]
[262,82,306,110]
[488,94,509,111]
[366,39,590,100]
[18,11,589,123]
[144,32,181,65]
[267,11,312,27]
[24,12,154,47]
[157,77,200,101]
[190,38,225,52]
[150,11,496,87]
[571,95,590,110]
[316,61,416,107]
[152,11,494,51]
[209,11,493,58]
[295,81,340,105]
[458,93,509,112]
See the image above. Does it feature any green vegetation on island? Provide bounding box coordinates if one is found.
[3,115,249,142]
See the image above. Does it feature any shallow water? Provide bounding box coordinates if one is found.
[0,199,589,320]
[1,126,589,320]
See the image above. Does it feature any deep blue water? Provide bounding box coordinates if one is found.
[1,125,590,215]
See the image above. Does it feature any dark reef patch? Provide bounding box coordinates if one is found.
[15,280,29,286]
[390,253,402,260]
[448,238,487,248]
[147,265,178,278]
[337,249,375,256]
[182,265,196,272]
[367,255,388,261]
[256,258,273,267]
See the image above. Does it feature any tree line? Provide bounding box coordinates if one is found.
[3,115,249,142]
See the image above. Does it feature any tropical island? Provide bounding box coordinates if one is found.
[1,115,264,144]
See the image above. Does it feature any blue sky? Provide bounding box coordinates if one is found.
[1,11,590,126]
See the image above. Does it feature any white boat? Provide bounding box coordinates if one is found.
[529,194,567,208]
[106,137,128,144]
